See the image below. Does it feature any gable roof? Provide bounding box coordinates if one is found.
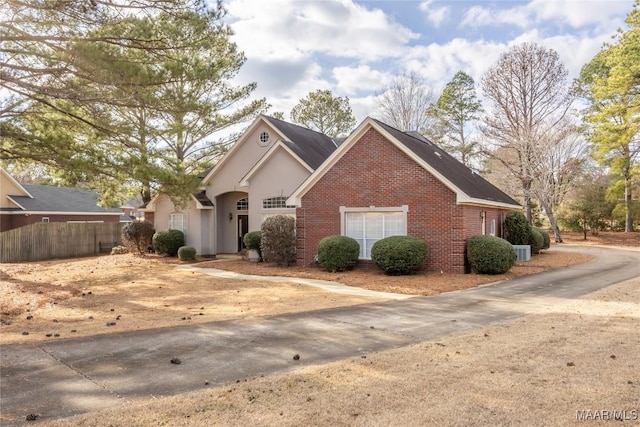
[4,184,121,214]
[1,168,33,200]
[288,117,520,209]
[201,115,338,185]
[262,116,338,170]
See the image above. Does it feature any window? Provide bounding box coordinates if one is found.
[341,206,408,259]
[169,213,187,234]
[236,198,248,211]
[490,219,496,237]
[263,196,295,209]
[42,217,49,223]
[258,131,270,146]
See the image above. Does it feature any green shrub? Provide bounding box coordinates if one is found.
[503,211,531,245]
[260,215,296,266]
[317,235,360,272]
[529,228,544,254]
[243,231,262,258]
[153,229,185,256]
[110,245,129,255]
[371,236,428,276]
[536,228,551,250]
[177,246,197,261]
[121,221,154,255]
[467,235,516,274]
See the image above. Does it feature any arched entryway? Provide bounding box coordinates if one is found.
[215,191,248,254]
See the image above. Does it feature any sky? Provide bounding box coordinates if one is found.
[224,0,635,123]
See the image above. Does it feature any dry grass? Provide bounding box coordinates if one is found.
[0,255,386,345]
[39,277,640,427]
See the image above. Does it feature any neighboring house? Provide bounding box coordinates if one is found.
[148,115,520,273]
[145,115,339,255]
[287,118,521,274]
[0,168,122,232]
[120,195,147,223]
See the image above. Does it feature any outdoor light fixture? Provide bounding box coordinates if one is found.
[229,212,233,221]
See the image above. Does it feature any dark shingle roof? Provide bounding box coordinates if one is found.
[10,185,121,213]
[371,119,519,206]
[198,167,213,180]
[194,191,214,207]
[263,116,338,170]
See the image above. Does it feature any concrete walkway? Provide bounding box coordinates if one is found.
[175,264,414,300]
[1,246,638,425]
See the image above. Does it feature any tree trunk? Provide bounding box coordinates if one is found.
[539,199,563,243]
[624,181,635,232]
[523,180,533,223]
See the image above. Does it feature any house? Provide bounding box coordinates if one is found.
[145,115,339,255]
[0,168,122,232]
[120,195,147,223]
[148,115,520,272]
[287,118,521,274]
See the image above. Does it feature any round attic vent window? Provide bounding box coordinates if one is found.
[258,131,270,146]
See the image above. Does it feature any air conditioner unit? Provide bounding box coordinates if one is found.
[512,245,531,261]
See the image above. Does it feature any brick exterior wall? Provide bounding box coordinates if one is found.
[0,214,120,232]
[296,127,512,274]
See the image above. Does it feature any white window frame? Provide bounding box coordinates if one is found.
[169,212,187,234]
[340,205,409,259]
[42,217,49,223]
[262,196,295,209]
[490,219,496,237]
[236,198,248,211]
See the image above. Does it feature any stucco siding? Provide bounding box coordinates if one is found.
[207,123,279,198]
[152,194,212,255]
[246,147,311,231]
[1,174,28,208]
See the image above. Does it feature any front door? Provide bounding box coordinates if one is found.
[237,214,249,252]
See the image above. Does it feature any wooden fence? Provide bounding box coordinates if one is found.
[0,222,123,263]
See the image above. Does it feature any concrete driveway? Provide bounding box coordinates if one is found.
[1,245,638,425]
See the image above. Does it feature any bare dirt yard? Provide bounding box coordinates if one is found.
[2,231,638,426]
[1,241,598,345]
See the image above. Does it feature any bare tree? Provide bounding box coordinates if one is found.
[374,72,436,132]
[481,43,574,222]
[530,120,588,242]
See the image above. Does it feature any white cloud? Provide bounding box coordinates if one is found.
[419,0,449,28]
[460,0,633,30]
[332,65,391,96]
[226,0,419,62]
[461,4,531,28]
[401,38,506,90]
[529,0,633,29]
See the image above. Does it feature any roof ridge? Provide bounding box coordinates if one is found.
[263,115,333,139]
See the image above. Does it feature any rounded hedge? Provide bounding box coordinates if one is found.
[121,220,154,255]
[177,246,197,261]
[153,229,185,256]
[529,228,544,254]
[503,211,531,245]
[110,245,129,255]
[317,235,360,272]
[371,236,428,276]
[536,228,551,250]
[467,235,516,274]
[260,215,296,266]
[243,231,262,251]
